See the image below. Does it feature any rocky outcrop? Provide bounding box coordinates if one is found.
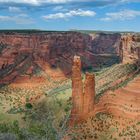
[120,34,140,63]
[137,47,140,66]
[70,56,95,125]
[71,56,83,116]
[70,56,140,126]
[0,32,122,71]
[0,31,122,85]
[83,72,95,114]
[89,33,121,54]
[0,31,140,85]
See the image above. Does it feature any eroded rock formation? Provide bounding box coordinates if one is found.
[70,56,95,125]
[137,47,140,66]
[0,31,122,85]
[71,56,83,116]
[120,34,140,63]
[83,72,95,114]
[0,31,140,86]
[70,56,140,126]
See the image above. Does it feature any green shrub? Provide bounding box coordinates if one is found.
[25,103,33,109]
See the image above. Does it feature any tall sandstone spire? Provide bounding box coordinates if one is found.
[83,72,95,114]
[71,56,83,118]
[70,56,95,125]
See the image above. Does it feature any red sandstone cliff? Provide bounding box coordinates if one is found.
[71,56,83,116]
[83,72,95,114]
[120,34,140,64]
[0,31,140,85]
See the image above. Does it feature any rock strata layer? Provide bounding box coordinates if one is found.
[120,34,140,63]
[0,31,140,85]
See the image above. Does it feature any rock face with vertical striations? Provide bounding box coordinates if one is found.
[70,56,95,125]
[0,31,140,86]
[137,47,140,66]
[0,31,123,74]
[71,56,83,117]
[120,34,140,63]
[83,72,95,114]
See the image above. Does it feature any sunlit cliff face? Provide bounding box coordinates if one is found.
[70,56,95,125]
[0,32,140,86]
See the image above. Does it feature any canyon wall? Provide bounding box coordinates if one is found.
[0,31,122,71]
[121,34,140,64]
[0,31,140,85]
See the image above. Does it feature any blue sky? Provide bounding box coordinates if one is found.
[0,0,140,31]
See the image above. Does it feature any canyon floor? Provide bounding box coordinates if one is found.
[0,61,140,140]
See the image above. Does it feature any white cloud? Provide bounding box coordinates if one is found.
[0,0,40,5]
[101,9,140,21]
[121,0,140,2]
[42,9,96,20]
[53,6,68,12]
[9,6,22,12]
[0,14,34,24]
[45,0,67,3]
[0,0,69,5]
[53,6,64,11]
[0,0,139,7]
[0,0,140,4]
[0,16,10,21]
[0,0,92,5]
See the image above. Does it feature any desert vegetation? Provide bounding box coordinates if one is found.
[0,61,139,140]
[68,112,140,140]
[0,86,71,140]
[0,31,140,139]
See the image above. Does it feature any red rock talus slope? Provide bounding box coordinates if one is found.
[94,76,140,120]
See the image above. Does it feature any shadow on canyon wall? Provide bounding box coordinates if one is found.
[1,31,138,87]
